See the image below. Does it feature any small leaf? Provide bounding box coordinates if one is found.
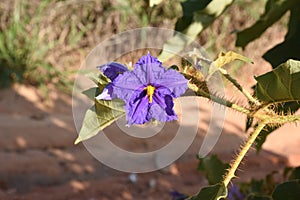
[188,183,227,200]
[272,180,300,200]
[213,51,253,68]
[197,155,230,185]
[255,59,300,103]
[75,99,125,144]
[86,72,110,87]
[82,87,100,100]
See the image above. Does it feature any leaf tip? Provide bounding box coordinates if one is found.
[74,137,82,145]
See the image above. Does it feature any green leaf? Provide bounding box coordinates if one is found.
[188,183,227,200]
[263,3,300,67]
[272,180,300,200]
[158,0,233,62]
[74,99,125,144]
[197,155,230,185]
[82,87,100,100]
[236,0,297,48]
[86,72,110,86]
[255,59,300,103]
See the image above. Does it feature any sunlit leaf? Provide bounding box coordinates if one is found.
[86,72,110,90]
[213,51,253,68]
[254,59,300,151]
[255,59,300,103]
[74,99,125,144]
[158,0,233,62]
[188,183,227,200]
[272,180,300,200]
[197,155,229,185]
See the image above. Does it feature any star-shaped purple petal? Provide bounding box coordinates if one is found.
[110,53,188,125]
[95,62,128,100]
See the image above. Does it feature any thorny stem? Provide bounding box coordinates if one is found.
[219,68,261,106]
[223,121,267,187]
[195,88,251,115]
[223,113,300,187]
[185,67,300,197]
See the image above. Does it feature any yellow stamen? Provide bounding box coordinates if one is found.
[145,85,155,103]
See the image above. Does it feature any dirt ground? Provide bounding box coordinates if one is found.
[0,80,299,200]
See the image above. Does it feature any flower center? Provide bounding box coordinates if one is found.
[145,85,155,103]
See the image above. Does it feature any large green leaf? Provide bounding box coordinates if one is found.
[158,0,233,62]
[188,183,227,200]
[74,99,125,144]
[197,155,230,185]
[272,180,300,200]
[255,59,300,103]
[236,0,297,48]
[253,59,300,151]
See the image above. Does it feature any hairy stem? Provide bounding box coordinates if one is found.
[219,68,260,106]
[188,82,251,115]
[223,121,267,187]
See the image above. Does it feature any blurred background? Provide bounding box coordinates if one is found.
[0,0,298,199]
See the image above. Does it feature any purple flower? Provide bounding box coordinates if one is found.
[96,53,188,125]
[96,62,128,100]
[97,62,128,81]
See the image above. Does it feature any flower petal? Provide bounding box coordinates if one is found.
[155,69,188,97]
[125,90,150,125]
[134,53,164,84]
[97,62,128,81]
[112,71,145,101]
[95,84,114,100]
[134,52,162,67]
[150,93,177,122]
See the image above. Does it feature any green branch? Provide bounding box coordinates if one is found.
[222,113,300,187]
[223,121,267,187]
[188,81,251,115]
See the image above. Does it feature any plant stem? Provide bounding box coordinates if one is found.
[223,121,267,187]
[219,68,260,106]
[189,83,251,115]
